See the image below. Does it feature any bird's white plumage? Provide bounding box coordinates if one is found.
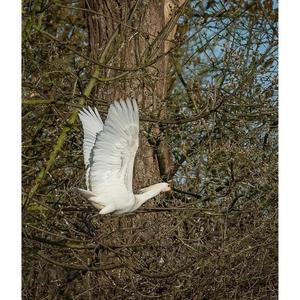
[77,98,170,214]
[89,99,139,193]
[78,107,103,189]
[79,107,103,167]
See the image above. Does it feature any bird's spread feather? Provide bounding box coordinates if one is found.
[78,107,103,189]
[89,99,139,193]
[77,98,170,214]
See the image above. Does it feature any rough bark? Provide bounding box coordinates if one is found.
[84,0,185,189]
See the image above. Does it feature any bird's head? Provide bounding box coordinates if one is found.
[138,182,172,194]
[134,181,172,208]
[159,182,172,192]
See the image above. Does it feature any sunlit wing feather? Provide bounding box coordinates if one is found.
[89,98,139,193]
[78,107,103,188]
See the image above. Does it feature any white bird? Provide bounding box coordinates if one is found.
[76,98,171,215]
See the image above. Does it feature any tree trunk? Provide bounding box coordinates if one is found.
[84,0,184,189]
[82,1,185,295]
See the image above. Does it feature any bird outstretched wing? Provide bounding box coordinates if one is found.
[88,98,139,193]
[79,107,103,189]
[79,107,104,168]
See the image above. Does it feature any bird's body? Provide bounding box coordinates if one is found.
[76,98,170,214]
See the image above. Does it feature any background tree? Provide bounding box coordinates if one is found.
[22,0,278,298]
